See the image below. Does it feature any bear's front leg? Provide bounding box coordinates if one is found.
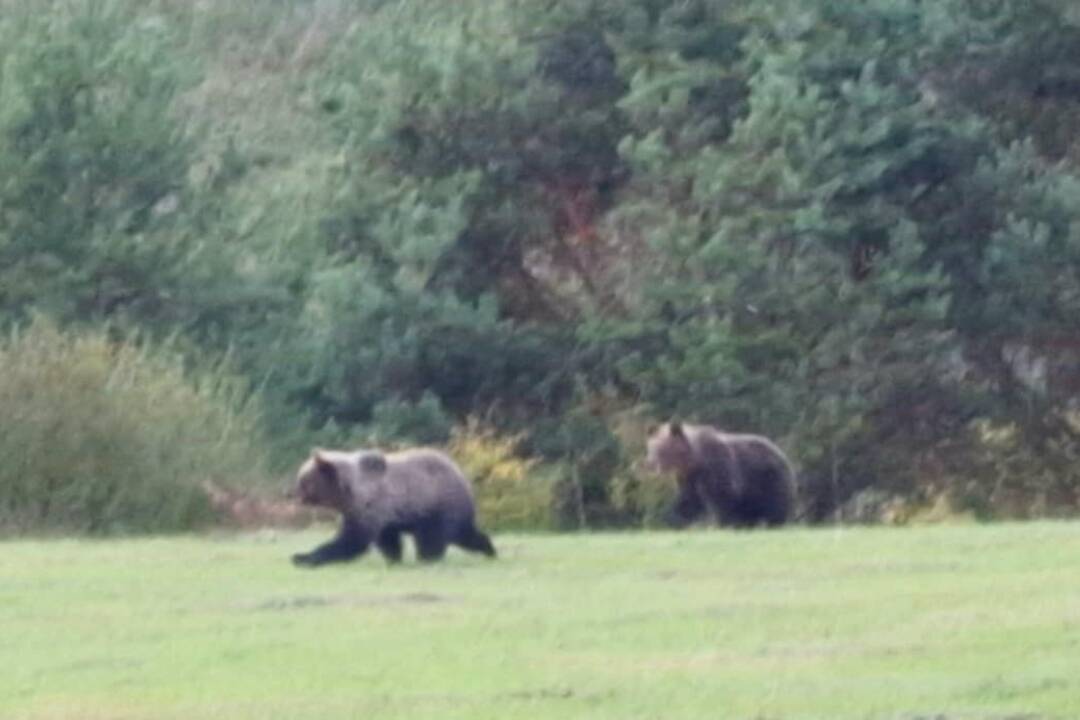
[668,475,707,528]
[375,528,404,564]
[292,517,371,567]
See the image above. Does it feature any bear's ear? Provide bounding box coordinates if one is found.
[311,449,337,479]
[669,421,685,437]
[358,452,388,476]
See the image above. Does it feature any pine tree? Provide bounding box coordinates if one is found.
[0,2,195,326]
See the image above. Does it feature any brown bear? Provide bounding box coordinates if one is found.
[290,447,496,566]
[645,421,795,528]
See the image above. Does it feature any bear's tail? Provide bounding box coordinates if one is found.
[458,524,497,558]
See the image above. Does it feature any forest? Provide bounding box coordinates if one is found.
[3,0,1080,533]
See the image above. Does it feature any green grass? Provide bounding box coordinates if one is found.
[2,523,1080,719]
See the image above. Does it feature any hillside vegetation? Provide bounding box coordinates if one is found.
[3,0,1080,531]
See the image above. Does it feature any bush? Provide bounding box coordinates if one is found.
[0,318,268,535]
[609,467,677,529]
[447,421,552,532]
[526,409,624,528]
[606,412,677,528]
[950,419,1080,520]
[366,392,453,446]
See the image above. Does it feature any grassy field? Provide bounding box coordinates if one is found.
[2,524,1080,720]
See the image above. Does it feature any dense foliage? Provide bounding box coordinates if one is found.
[0,319,265,534]
[3,0,1080,530]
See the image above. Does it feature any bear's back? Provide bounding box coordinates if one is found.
[381,448,475,522]
[719,432,793,475]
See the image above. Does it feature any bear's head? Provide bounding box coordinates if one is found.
[292,449,351,510]
[645,421,695,475]
[291,449,389,511]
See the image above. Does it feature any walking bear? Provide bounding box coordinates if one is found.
[645,421,795,528]
[290,447,496,566]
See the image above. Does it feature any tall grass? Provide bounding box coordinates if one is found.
[0,318,269,535]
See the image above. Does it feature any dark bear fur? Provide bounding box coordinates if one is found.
[290,447,496,567]
[646,421,795,528]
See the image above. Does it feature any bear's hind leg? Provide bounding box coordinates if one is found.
[756,467,793,527]
[455,523,497,558]
[376,528,404,564]
[414,521,449,563]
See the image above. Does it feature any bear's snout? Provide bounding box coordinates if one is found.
[289,476,319,506]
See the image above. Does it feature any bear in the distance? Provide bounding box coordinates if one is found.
[645,421,795,528]
[289,447,496,566]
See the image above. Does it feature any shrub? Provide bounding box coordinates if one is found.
[0,318,268,535]
[366,392,453,446]
[526,409,623,528]
[950,419,1080,520]
[607,412,677,528]
[609,467,678,529]
[447,420,552,532]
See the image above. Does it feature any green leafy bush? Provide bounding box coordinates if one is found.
[607,413,677,528]
[609,468,678,529]
[949,419,1080,520]
[448,421,552,532]
[0,318,268,535]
